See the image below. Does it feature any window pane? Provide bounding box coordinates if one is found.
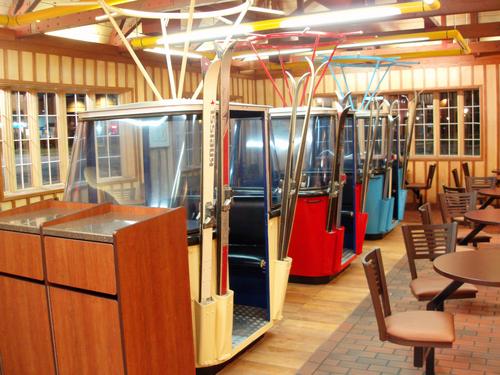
[109,157,121,177]
[50,163,60,183]
[98,158,110,178]
[463,90,481,156]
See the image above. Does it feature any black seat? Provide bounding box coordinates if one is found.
[229,195,267,271]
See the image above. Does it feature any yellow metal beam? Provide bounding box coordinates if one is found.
[131,0,441,49]
[0,0,135,27]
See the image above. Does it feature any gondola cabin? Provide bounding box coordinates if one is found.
[64,100,291,367]
[270,107,364,282]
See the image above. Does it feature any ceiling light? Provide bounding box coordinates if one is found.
[236,48,312,61]
[145,47,203,59]
[158,24,253,45]
[279,6,401,29]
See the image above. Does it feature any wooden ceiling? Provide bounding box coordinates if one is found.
[0,0,499,73]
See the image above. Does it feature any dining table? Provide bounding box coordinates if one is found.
[457,208,500,245]
[478,187,500,209]
[427,249,500,311]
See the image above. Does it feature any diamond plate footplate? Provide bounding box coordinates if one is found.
[232,305,268,347]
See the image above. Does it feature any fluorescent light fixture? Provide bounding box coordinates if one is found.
[96,12,117,21]
[338,37,430,49]
[248,6,285,15]
[235,48,312,62]
[157,24,253,45]
[46,25,103,43]
[145,47,203,59]
[280,6,401,29]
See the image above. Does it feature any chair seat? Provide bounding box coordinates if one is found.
[385,310,455,347]
[410,275,478,301]
[406,183,427,189]
[456,245,475,252]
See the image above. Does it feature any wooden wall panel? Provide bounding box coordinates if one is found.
[0,49,4,79]
[61,56,72,84]
[74,58,84,85]
[48,55,59,83]
[7,50,19,80]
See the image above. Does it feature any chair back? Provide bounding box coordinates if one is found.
[417,202,433,225]
[451,168,461,188]
[465,176,496,192]
[362,248,391,341]
[438,191,477,224]
[462,162,470,178]
[402,223,458,280]
[442,185,466,194]
[426,164,437,189]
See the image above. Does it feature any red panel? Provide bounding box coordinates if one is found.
[288,195,344,278]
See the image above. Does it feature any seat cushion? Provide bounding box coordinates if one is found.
[410,275,477,301]
[385,311,455,347]
[455,245,475,252]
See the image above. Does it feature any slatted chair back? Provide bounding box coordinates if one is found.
[438,191,477,224]
[426,164,437,189]
[402,223,458,280]
[417,202,433,225]
[452,168,461,188]
[462,162,470,178]
[465,176,496,192]
[362,248,391,341]
[442,185,466,194]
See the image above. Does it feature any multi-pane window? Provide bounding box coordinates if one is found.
[388,94,409,157]
[38,92,60,185]
[66,93,86,155]
[95,94,121,179]
[0,118,6,191]
[12,91,32,189]
[96,93,118,108]
[463,89,480,156]
[439,91,458,155]
[96,120,121,178]
[415,93,434,155]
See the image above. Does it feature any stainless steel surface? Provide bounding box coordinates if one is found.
[0,207,77,234]
[270,106,338,117]
[232,304,268,348]
[43,211,157,242]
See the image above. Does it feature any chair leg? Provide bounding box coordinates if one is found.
[414,347,423,367]
[425,347,435,375]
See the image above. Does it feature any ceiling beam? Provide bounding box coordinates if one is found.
[108,18,140,46]
[13,0,232,36]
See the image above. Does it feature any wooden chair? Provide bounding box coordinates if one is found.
[418,202,478,251]
[363,248,455,375]
[451,168,461,188]
[465,176,496,192]
[406,164,437,206]
[442,185,465,194]
[402,223,477,303]
[462,162,470,178]
[438,192,491,245]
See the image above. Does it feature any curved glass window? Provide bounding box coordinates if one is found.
[270,114,336,192]
[65,114,203,232]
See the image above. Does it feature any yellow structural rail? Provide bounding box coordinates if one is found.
[130,0,441,49]
[0,0,134,27]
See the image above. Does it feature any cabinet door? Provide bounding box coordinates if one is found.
[0,277,56,375]
[50,287,125,375]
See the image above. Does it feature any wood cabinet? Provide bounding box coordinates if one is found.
[0,201,195,375]
[0,200,94,375]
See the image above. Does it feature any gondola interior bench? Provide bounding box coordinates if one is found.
[0,200,195,375]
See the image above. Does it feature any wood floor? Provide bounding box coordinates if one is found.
[220,215,417,374]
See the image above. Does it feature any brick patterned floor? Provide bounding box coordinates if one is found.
[298,254,500,375]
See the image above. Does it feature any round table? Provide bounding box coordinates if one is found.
[458,209,500,245]
[478,187,500,209]
[428,250,500,311]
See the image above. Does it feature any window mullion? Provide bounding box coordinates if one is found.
[28,91,42,188]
